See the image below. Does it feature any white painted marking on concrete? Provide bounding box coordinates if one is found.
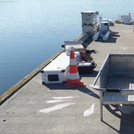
[52,96,76,100]
[121,47,127,50]
[84,104,95,117]
[46,100,65,103]
[39,103,75,113]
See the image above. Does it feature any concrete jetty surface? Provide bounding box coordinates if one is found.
[1,24,134,134]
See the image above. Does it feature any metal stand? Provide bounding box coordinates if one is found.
[100,92,103,121]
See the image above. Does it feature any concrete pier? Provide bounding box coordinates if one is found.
[0,24,134,134]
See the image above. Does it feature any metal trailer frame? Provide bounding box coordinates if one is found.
[92,54,134,121]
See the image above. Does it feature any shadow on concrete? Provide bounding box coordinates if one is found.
[76,86,99,99]
[102,105,134,134]
[96,31,120,43]
[43,69,99,99]
[44,83,99,100]
[102,120,119,133]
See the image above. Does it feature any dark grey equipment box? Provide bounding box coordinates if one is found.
[78,62,96,74]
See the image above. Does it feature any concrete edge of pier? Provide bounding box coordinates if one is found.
[0,34,83,105]
[0,49,64,105]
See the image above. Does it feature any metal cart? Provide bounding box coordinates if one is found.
[92,54,134,120]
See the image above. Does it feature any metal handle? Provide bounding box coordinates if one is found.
[92,71,106,91]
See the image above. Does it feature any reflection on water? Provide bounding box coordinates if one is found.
[0,0,134,95]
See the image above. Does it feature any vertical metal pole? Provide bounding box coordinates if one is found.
[100,91,103,121]
[100,102,103,121]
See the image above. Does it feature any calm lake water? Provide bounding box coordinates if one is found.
[0,0,134,95]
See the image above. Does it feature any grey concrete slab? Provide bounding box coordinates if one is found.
[0,24,134,134]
